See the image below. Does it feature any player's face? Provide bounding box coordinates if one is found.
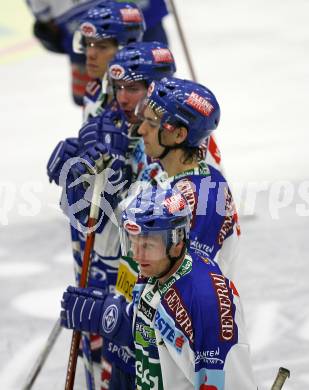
[85,38,118,79]
[129,234,170,278]
[137,106,165,158]
[114,80,147,124]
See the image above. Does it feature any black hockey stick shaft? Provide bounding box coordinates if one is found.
[271,367,290,390]
[22,319,62,390]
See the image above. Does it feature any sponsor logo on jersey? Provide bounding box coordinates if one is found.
[210,273,234,341]
[190,237,215,259]
[124,220,141,235]
[135,322,157,347]
[155,310,175,344]
[195,348,224,365]
[85,80,101,97]
[163,193,186,214]
[175,179,197,222]
[107,341,134,364]
[164,287,194,343]
[186,91,214,117]
[175,335,185,351]
[102,304,119,334]
[152,48,174,63]
[80,22,96,37]
[109,64,125,80]
[116,262,137,301]
[120,8,143,23]
[138,297,156,321]
[217,187,240,245]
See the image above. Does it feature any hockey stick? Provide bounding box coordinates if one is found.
[21,319,62,390]
[168,0,197,82]
[271,367,290,390]
[167,0,221,169]
[64,166,107,390]
[70,224,96,390]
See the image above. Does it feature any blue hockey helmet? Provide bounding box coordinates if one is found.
[142,77,220,147]
[73,1,145,53]
[120,185,191,264]
[108,41,176,85]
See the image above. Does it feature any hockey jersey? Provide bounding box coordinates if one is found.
[99,252,256,389]
[27,0,102,59]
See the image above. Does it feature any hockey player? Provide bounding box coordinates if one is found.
[26,0,104,105]
[47,41,176,388]
[60,185,257,389]
[26,0,168,105]
[72,1,145,121]
[71,41,177,388]
[127,0,169,44]
[69,75,240,388]
[135,76,240,280]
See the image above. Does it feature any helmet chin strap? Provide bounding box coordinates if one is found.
[157,127,184,160]
[155,241,186,279]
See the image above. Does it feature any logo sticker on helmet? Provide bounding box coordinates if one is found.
[163,193,186,214]
[124,220,141,235]
[186,92,214,117]
[109,64,125,80]
[152,48,174,63]
[120,8,143,23]
[80,22,97,37]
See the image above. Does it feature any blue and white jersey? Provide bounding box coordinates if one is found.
[130,252,256,390]
[27,0,102,59]
[167,161,241,280]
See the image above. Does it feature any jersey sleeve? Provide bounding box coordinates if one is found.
[192,270,257,389]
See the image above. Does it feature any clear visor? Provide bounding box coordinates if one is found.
[134,98,162,126]
[120,227,168,262]
[135,98,178,133]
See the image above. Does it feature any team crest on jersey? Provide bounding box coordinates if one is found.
[124,220,141,235]
[186,92,214,117]
[163,193,186,214]
[109,64,125,80]
[152,48,174,63]
[80,22,96,37]
[102,304,119,334]
[120,8,143,22]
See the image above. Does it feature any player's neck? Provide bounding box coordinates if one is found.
[160,149,199,177]
[158,254,186,284]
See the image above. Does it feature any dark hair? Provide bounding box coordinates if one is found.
[181,146,203,164]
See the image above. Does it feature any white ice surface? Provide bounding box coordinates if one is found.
[1,0,309,389]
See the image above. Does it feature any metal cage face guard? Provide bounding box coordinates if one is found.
[73,2,145,54]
